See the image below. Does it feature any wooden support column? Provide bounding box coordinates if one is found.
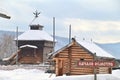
[56,59,59,76]
[94,53,97,80]
[68,46,72,75]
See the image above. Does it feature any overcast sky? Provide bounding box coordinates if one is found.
[0,0,120,43]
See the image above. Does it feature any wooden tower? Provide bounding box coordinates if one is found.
[4,11,54,64]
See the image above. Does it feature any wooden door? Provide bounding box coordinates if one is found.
[58,59,64,76]
[56,59,64,76]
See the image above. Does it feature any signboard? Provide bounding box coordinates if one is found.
[78,61,115,67]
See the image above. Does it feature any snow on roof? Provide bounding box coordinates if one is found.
[77,40,115,58]
[52,39,115,58]
[20,44,38,49]
[16,30,53,41]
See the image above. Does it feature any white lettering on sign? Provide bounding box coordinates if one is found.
[78,61,114,67]
[94,62,114,67]
[78,61,94,66]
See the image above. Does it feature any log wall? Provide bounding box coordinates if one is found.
[54,43,112,76]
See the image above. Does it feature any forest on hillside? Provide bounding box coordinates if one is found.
[0,34,16,59]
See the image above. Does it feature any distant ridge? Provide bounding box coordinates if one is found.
[96,43,120,59]
[0,30,22,37]
[0,30,119,59]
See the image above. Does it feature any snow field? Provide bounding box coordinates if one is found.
[0,69,119,80]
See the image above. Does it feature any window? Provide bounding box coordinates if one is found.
[80,58,84,61]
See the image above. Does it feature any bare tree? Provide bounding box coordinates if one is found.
[0,34,16,59]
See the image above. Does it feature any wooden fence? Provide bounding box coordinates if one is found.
[0,64,49,70]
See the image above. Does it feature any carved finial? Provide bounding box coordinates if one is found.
[33,10,41,18]
[72,38,76,42]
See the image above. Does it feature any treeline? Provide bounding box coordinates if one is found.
[0,34,17,59]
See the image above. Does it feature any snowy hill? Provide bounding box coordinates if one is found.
[55,36,69,50]
[96,43,120,59]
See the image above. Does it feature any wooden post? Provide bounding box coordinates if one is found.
[94,53,97,80]
[53,17,55,51]
[16,26,19,65]
[69,24,71,43]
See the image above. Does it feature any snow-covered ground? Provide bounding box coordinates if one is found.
[0,69,55,80]
[112,70,120,79]
[0,68,120,80]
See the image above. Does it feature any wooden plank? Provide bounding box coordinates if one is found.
[71,55,87,57]
[59,53,69,56]
[71,56,93,58]
[71,49,85,51]
[71,67,93,70]
[98,67,109,74]
[59,55,69,58]
[70,72,93,75]
[72,52,88,54]
[71,69,93,72]
[59,52,68,55]
[71,46,83,48]
[53,58,68,60]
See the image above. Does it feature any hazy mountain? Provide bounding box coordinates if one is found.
[0,30,22,37]
[55,36,69,50]
[96,43,120,59]
[0,30,119,59]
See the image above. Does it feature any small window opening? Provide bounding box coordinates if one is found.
[80,58,84,61]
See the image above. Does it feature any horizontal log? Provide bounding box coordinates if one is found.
[70,71,93,74]
[71,52,89,54]
[71,69,93,72]
[59,53,68,56]
[59,52,68,55]
[70,72,93,75]
[59,52,69,54]
[71,46,82,48]
[71,55,93,57]
[59,54,68,58]
[71,68,93,70]
[71,56,93,59]
[60,51,69,53]
[70,71,93,73]
[71,49,85,51]
[53,58,68,60]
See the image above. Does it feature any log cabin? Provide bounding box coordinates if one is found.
[4,24,54,64]
[50,38,115,76]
